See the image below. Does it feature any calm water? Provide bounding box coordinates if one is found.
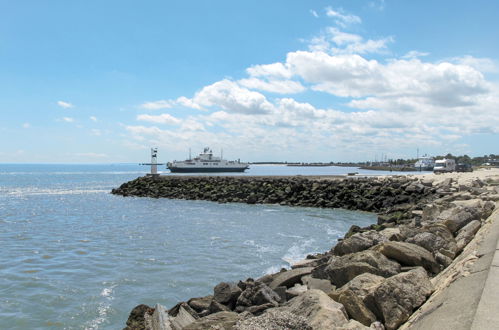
[0,164,381,329]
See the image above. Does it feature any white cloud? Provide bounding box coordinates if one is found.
[452,55,498,73]
[140,100,173,110]
[57,101,73,109]
[309,28,393,55]
[310,10,319,18]
[90,129,102,136]
[62,117,74,123]
[325,7,361,27]
[188,79,275,114]
[90,116,98,122]
[22,122,30,128]
[238,78,305,94]
[246,62,292,79]
[137,113,181,125]
[402,50,429,59]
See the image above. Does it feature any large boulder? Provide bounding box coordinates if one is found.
[374,241,440,274]
[333,231,388,256]
[455,220,481,252]
[269,267,314,289]
[214,282,242,307]
[365,267,433,330]
[438,206,478,234]
[187,296,213,313]
[317,250,400,287]
[124,304,155,330]
[275,289,352,329]
[236,281,281,310]
[337,290,377,326]
[330,273,385,301]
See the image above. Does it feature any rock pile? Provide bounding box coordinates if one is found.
[121,174,499,330]
[112,176,438,226]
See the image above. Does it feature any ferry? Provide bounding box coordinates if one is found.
[167,147,249,173]
[414,155,435,171]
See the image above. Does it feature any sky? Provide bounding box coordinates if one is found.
[1,0,498,163]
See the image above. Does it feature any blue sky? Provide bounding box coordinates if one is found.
[1,0,498,163]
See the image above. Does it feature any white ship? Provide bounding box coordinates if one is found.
[414,155,435,171]
[167,147,249,173]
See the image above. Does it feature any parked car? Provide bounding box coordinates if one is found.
[456,163,473,172]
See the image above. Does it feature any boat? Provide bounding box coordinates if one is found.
[167,147,249,173]
[414,155,435,171]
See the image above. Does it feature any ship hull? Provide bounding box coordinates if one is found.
[168,166,248,173]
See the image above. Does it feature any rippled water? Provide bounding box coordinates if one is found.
[0,164,377,329]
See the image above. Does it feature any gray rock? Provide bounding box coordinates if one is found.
[434,251,453,268]
[214,282,242,306]
[273,286,287,303]
[277,289,351,329]
[333,231,388,256]
[187,296,213,313]
[234,309,312,330]
[438,207,477,234]
[170,305,197,330]
[365,267,433,330]
[269,267,314,289]
[286,283,308,300]
[236,281,281,308]
[406,232,444,253]
[330,273,385,301]
[208,300,231,314]
[374,241,440,274]
[337,290,377,326]
[301,275,334,294]
[455,220,481,252]
[183,311,240,330]
[145,304,172,330]
[321,250,400,287]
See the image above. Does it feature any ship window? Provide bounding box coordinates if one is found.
[203,163,208,165]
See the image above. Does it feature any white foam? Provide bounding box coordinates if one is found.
[281,239,316,265]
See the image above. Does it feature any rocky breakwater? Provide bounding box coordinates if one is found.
[118,172,499,330]
[112,175,439,226]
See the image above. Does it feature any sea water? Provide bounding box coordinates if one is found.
[0,164,379,329]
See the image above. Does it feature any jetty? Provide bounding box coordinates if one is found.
[113,169,499,330]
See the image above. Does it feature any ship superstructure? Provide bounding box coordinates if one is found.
[167,147,249,173]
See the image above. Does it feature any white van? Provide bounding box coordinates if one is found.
[433,158,456,173]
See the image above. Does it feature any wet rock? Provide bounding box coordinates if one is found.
[365,267,433,330]
[318,250,400,287]
[333,231,388,256]
[373,241,440,274]
[269,267,314,289]
[124,304,155,330]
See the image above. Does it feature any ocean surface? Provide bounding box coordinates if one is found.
[0,164,416,329]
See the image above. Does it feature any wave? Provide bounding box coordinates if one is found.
[1,187,108,196]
